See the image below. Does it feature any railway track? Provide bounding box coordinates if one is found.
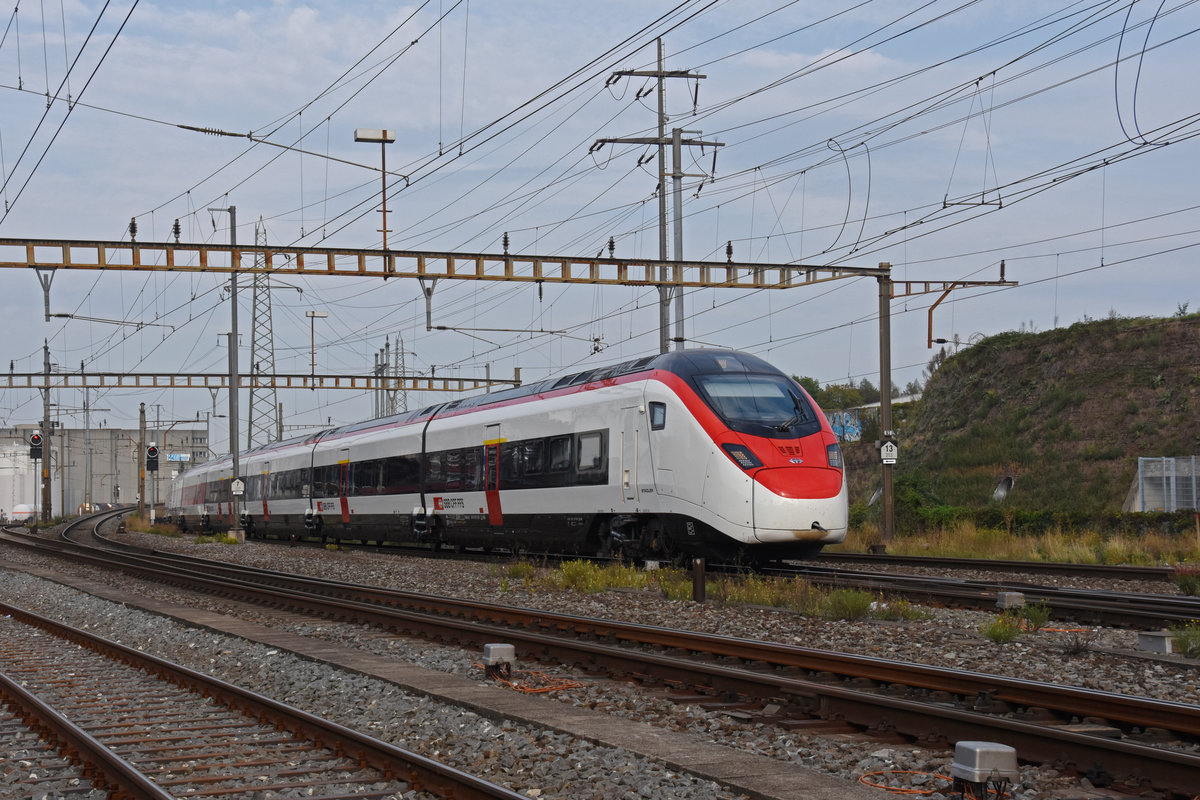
[5,518,1200,795]
[761,562,1200,628]
[815,550,1177,582]
[0,599,526,800]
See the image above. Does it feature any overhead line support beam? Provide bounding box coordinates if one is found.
[1,372,521,392]
[0,238,888,287]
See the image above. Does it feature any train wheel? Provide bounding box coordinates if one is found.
[596,529,617,559]
[596,515,633,560]
[655,533,681,566]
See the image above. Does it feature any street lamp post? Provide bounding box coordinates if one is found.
[354,129,396,248]
[306,310,328,378]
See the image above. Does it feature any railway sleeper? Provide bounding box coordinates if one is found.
[970,690,1015,714]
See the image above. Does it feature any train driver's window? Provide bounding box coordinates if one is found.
[649,402,666,430]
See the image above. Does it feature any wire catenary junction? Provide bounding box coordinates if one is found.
[0,236,1014,542]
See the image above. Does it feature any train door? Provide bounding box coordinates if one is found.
[338,448,351,525]
[620,406,638,502]
[646,399,678,497]
[484,423,503,525]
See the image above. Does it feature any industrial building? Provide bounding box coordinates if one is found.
[0,423,209,520]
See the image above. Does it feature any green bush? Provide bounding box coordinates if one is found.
[982,613,1023,644]
[1018,601,1051,632]
[871,597,932,621]
[193,534,240,545]
[506,561,539,581]
[821,588,874,621]
[555,559,604,592]
[1170,621,1200,657]
[1173,568,1200,597]
[540,559,656,594]
[710,575,822,614]
[655,570,696,602]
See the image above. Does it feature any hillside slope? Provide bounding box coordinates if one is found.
[842,314,1200,517]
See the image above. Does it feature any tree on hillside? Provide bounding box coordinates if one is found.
[856,378,880,404]
[793,375,823,405]
[922,345,949,386]
[820,383,864,409]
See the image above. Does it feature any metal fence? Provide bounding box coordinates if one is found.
[1137,456,1199,512]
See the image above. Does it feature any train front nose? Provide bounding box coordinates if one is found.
[751,465,848,543]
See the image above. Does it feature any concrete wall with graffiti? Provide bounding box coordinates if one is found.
[826,409,862,442]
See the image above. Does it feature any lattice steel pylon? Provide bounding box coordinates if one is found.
[247,220,279,447]
[378,334,408,417]
[395,333,407,413]
[382,333,408,416]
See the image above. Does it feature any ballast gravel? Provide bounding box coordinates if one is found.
[3,530,1198,800]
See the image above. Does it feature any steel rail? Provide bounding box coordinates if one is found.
[0,598,527,800]
[43,529,1200,738]
[768,564,1200,628]
[9,528,1200,794]
[815,551,1176,581]
[0,665,176,800]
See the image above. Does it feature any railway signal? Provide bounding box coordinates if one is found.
[146,445,160,472]
[28,431,43,459]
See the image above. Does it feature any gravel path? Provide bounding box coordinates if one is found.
[3,529,1197,800]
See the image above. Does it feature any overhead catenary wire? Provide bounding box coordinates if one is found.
[0,0,138,224]
[9,1,1198,426]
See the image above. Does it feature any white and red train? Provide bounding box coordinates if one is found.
[167,349,848,560]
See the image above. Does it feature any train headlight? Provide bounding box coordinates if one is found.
[721,443,762,470]
[826,443,843,469]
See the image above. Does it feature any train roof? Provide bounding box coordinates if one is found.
[444,348,783,412]
[310,349,784,435]
[188,349,788,466]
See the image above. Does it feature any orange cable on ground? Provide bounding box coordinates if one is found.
[476,663,584,694]
[857,770,950,795]
[857,771,1010,799]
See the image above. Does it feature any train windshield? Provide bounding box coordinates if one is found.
[693,373,822,438]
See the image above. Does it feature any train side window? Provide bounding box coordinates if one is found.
[577,431,604,472]
[548,436,572,472]
[462,447,481,490]
[523,441,544,475]
[649,402,666,431]
[382,455,418,494]
[426,454,444,485]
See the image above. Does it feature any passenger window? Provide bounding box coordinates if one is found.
[577,432,604,471]
[649,402,666,431]
[548,436,572,472]
[523,441,544,474]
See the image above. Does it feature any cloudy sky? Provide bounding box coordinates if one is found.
[1,0,1197,451]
